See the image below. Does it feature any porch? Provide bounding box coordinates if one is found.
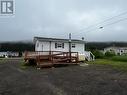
[24,51,79,67]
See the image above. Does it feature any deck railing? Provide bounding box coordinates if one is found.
[24,51,79,66]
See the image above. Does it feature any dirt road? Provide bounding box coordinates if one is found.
[0,59,127,95]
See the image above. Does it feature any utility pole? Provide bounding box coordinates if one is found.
[69,33,71,62]
[0,44,1,51]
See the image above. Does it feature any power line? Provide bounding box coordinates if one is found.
[79,11,127,32]
[78,17,127,36]
[101,17,127,28]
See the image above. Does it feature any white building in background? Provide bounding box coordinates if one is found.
[34,37,95,61]
[0,52,19,58]
[0,52,8,57]
[104,46,127,55]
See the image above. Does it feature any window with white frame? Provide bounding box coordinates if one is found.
[55,43,64,48]
[72,44,76,48]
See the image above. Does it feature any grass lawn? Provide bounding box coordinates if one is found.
[0,58,4,64]
[87,58,127,72]
[111,56,127,62]
[0,58,9,64]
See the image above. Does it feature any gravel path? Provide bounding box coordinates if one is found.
[0,59,127,95]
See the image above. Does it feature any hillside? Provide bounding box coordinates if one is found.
[1,41,127,52]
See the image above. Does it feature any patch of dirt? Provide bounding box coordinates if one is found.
[0,59,127,95]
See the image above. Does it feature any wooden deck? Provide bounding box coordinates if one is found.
[24,51,79,67]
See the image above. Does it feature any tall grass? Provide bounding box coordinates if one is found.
[111,56,127,62]
[87,58,127,72]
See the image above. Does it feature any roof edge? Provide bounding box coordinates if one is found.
[34,36,86,43]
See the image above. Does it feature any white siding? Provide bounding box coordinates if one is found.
[51,42,69,52]
[35,41,50,51]
[71,43,85,53]
[35,40,85,53]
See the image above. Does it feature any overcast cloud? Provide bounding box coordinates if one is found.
[0,0,127,41]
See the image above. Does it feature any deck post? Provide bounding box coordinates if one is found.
[49,51,51,61]
[77,52,79,63]
[24,51,27,58]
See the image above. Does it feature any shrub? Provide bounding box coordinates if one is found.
[105,51,116,57]
[92,50,104,59]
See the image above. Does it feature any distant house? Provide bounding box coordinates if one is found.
[0,52,8,58]
[104,46,127,55]
[34,37,94,61]
[7,52,19,57]
[0,52,19,58]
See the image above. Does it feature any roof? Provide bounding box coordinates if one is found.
[34,37,85,43]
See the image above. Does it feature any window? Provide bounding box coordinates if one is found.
[57,43,62,48]
[72,44,76,48]
[55,43,64,48]
[121,50,123,52]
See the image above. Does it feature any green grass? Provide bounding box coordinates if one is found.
[0,58,6,64]
[111,56,127,62]
[87,59,127,72]
[19,59,36,69]
[19,59,28,69]
[0,58,17,64]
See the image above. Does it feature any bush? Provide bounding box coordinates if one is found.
[92,50,104,59]
[105,51,116,57]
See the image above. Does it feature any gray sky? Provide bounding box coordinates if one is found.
[0,0,127,41]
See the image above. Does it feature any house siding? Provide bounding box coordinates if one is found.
[35,41,85,53]
[35,41,50,51]
[71,43,85,53]
[51,42,69,52]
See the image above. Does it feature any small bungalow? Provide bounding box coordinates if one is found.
[24,37,94,67]
[0,51,19,58]
[104,46,127,55]
[34,37,85,53]
[34,37,94,60]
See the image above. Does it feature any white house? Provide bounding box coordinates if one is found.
[34,37,94,61]
[0,52,19,58]
[104,46,127,55]
[0,52,8,58]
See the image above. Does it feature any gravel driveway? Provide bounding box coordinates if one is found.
[0,59,127,95]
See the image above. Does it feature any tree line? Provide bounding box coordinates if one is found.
[0,42,34,52]
[0,41,127,52]
[86,42,127,51]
